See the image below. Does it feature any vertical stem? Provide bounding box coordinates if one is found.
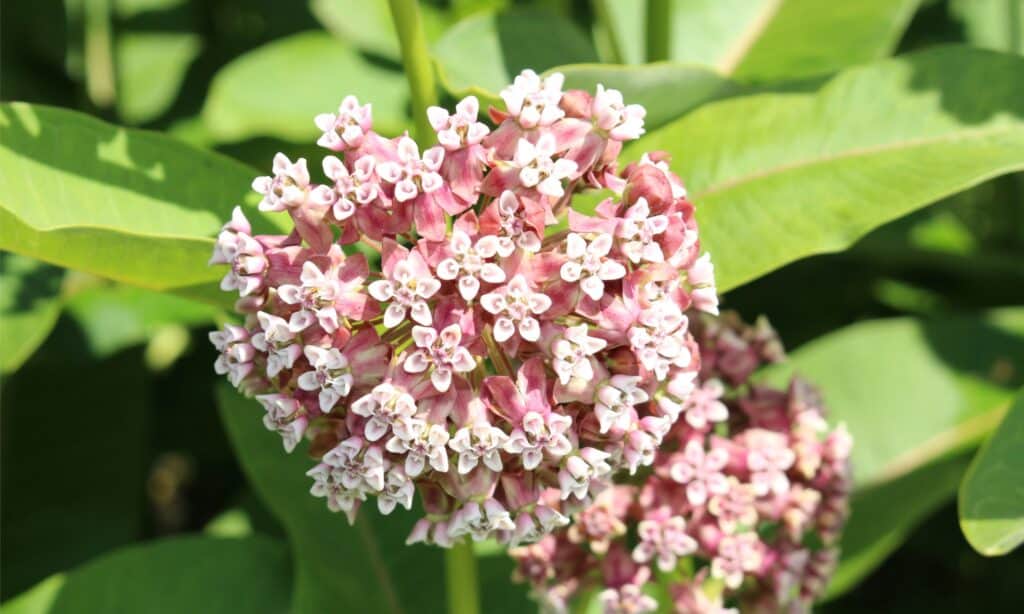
[387,0,439,144]
[84,0,116,109]
[445,540,480,614]
[645,0,672,62]
[592,0,625,64]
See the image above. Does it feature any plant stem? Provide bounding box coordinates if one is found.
[445,540,480,614]
[645,0,672,62]
[387,0,439,144]
[592,0,625,64]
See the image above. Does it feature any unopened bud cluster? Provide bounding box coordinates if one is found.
[509,314,852,613]
[209,70,719,548]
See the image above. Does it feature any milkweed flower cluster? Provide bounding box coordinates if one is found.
[509,314,853,613]
[208,69,720,548]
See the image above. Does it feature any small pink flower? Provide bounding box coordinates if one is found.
[504,411,573,470]
[558,447,612,500]
[307,463,366,524]
[708,477,759,534]
[377,466,415,514]
[251,312,303,378]
[551,324,607,385]
[513,135,577,198]
[297,345,353,412]
[368,245,441,328]
[403,324,477,392]
[490,190,543,253]
[428,96,490,150]
[209,324,255,387]
[743,429,797,497]
[595,375,648,434]
[710,532,764,589]
[322,438,386,492]
[435,230,506,301]
[599,583,658,614]
[449,499,517,541]
[252,153,333,212]
[667,440,730,506]
[687,253,719,316]
[385,418,450,477]
[637,152,686,199]
[629,303,692,381]
[315,95,372,150]
[681,379,729,430]
[210,207,267,296]
[512,506,570,546]
[350,383,418,442]
[449,422,508,474]
[480,275,552,343]
[560,233,626,300]
[632,515,697,572]
[617,198,668,264]
[500,69,565,129]
[277,250,369,333]
[256,393,307,452]
[377,137,445,203]
[592,84,646,142]
[323,155,378,221]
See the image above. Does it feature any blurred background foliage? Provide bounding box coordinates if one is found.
[1,0,1022,612]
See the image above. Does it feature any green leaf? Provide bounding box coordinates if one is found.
[630,46,1024,293]
[760,309,1024,596]
[216,384,447,614]
[1,536,291,614]
[603,0,919,79]
[951,0,1024,55]
[0,254,63,373]
[959,388,1024,556]
[558,64,737,133]
[433,8,598,99]
[201,31,409,143]
[115,32,201,125]
[0,102,280,304]
[310,0,451,62]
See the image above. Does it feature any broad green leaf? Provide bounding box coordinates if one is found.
[201,31,409,143]
[760,309,1024,596]
[959,388,1024,556]
[558,64,737,133]
[1,350,150,599]
[310,0,451,62]
[630,46,1024,293]
[0,254,63,373]
[951,0,1024,55]
[0,102,281,305]
[1,536,291,614]
[433,8,598,98]
[604,0,918,79]
[826,452,973,599]
[216,385,446,614]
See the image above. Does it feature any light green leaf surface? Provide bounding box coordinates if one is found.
[951,0,1024,55]
[603,0,918,79]
[1,536,291,614]
[760,309,1024,597]
[0,102,281,305]
[201,31,409,143]
[0,254,63,373]
[433,8,598,98]
[310,0,450,62]
[115,32,200,125]
[216,385,447,614]
[630,46,1024,293]
[959,388,1024,556]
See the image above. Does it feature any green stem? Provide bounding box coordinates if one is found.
[445,540,480,614]
[645,0,672,62]
[387,0,439,144]
[592,0,625,64]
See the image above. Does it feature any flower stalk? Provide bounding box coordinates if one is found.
[645,0,672,62]
[445,540,480,614]
[388,0,439,144]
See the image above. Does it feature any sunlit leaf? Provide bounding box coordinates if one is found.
[0,254,63,373]
[0,102,281,305]
[959,388,1024,556]
[630,46,1024,292]
[951,0,1024,55]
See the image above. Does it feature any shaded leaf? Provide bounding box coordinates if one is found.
[201,31,409,143]
[0,253,63,373]
[433,8,597,98]
[760,309,1024,596]
[2,536,291,614]
[959,388,1024,556]
[629,46,1024,292]
[310,0,451,62]
[216,384,446,614]
[0,102,281,305]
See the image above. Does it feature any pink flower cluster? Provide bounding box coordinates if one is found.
[510,314,853,613]
[208,69,719,548]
